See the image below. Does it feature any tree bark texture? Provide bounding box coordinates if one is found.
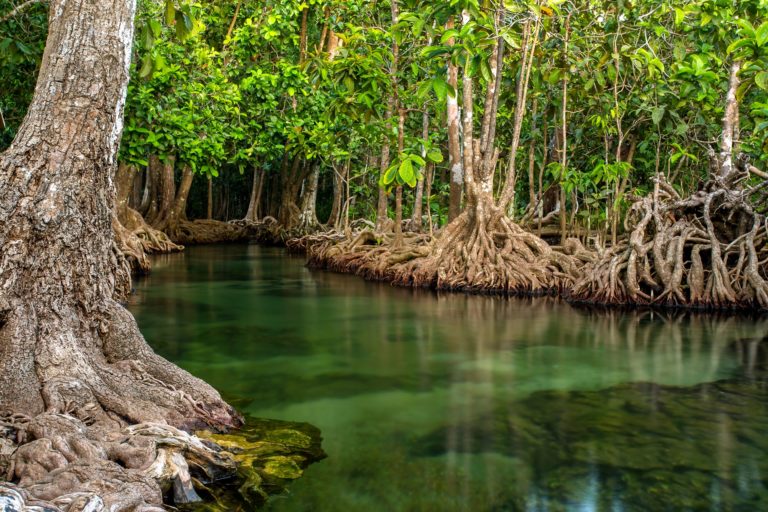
[0,0,240,507]
[445,17,463,222]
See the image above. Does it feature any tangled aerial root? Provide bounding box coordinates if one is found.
[114,208,182,274]
[231,217,287,246]
[165,219,247,246]
[306,205,583,296]
[0,410,235,511]
[568,173,768,310]
[0,413,325,511]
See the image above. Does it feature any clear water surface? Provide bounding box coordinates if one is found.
[128,244,768,512]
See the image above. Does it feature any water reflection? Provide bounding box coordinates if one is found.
[129,245,768,511]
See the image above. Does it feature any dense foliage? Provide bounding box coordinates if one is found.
[2,0,767,233]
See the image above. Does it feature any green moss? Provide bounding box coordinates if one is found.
[189,417,326,510]
[262,456,304,479]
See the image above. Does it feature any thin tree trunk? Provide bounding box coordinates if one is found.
[446,16,463,222]
[425,160,435,236]
[245,166,262,222]
[152,155,176,228]
[376,0,400,232]
[527,100,539,209]
[298,162,320,231]
[559,14,571,246]
[394,108,405,247]
[411,109,429,232]
[139,162,152,215]
[207,175,213,219]
[145,155,162,224]
[328,162,344,227]
[299,5,309,65]
[499,13,540,212]
[224,0,242,44]
[154,164,195,239]
[719,61,742,178]
[317,6,331,53]
[279,157,309,229]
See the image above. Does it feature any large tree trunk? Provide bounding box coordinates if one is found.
[0,0,240,508]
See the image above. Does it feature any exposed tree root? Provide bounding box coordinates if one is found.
[0,302,323,510]
[568,173,768,310]
[114,208,183,274]
[231,217,286,246]
[306,204,578,295]
[0,298,242,510]
[286,230,347,253]
[163,219,247,246]
[391,205,577,294]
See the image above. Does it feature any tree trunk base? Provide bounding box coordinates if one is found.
[567,175,768,310]
[0,299,243,510]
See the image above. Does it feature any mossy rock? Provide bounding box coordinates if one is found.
[189,416,326,510]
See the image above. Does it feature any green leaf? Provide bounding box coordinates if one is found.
[440,30,459,44]
[727,38,753,55]
[674,8,685,27]
[410,154,426,167]
[149,20,162,38]
[652,106,666,126]
[382,164,399,185]
[756,71,768,91]
[399,158,416,187]
[417,80,432,99]
[757,22,768,47]
[427,149,443,163]
[165,0,175,25]
[139,56,153,78]
[432,78,448,101]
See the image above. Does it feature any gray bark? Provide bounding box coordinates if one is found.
[0,0,240,507]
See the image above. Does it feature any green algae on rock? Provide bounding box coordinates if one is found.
[190,417,326,510]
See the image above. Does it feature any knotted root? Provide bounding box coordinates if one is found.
[114,208,183,274]
[568,173,768,310]
[231,217,287,246]
[0,411,235,511]
[164,220,247,246]
[392,206,577,294]
[308,204,577,296]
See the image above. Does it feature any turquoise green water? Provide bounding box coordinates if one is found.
[128,244,768,511]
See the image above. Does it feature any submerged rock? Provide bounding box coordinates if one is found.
[192,417,326,510]
[411,377,768,511]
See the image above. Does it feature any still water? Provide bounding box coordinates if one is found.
[128,244,768,512]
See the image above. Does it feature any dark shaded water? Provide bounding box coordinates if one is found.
[128,244,768,511]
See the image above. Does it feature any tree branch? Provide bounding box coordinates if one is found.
[0,0,46,23]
